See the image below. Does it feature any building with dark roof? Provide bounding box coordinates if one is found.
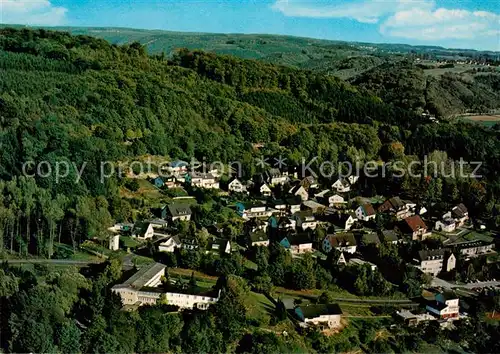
[323,233,357,254]
[294,304,343,329]
[397,215,430,241]
[415,249,456,276]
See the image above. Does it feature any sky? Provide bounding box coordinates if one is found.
[1,0,499,50]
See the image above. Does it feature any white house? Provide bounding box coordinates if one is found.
[228,178,247,194]
[282,234,314,255]
[415,249,456,276]
[328,194,346,206]
[335,213,357,231]
[158,235,182,253]
[287,197,302,214]
[188,172,219,189]
[332,178,351,193]
[294,212,318,230]
[290,185,309,201]
[248,231,270,247]
[165,204,192,222]
[445,203,469,227]
[132,222,155,240]
[355,203,376,222]
[426,292,459,320]
[295,304,343,329]
[348,175,359,185]
[237,203,272,219]
[323,233,357,254]
[260,183,272,197]
[435,218,456,233]
[109,234,120,251]
[266,168,289,186]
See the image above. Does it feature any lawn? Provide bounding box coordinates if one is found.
[120,236,141,249]
[246,291,275,325]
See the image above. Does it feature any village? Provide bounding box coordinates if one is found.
[103,159,498,332]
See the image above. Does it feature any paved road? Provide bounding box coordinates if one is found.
[2,259,105,266]
[432,277,500,290]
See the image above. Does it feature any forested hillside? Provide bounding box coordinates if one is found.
[351,61,500,117]
[0,27,498,258]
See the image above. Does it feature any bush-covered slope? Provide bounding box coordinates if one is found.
[350,61,500,117]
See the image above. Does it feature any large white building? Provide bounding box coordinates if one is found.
[112,263,220,310]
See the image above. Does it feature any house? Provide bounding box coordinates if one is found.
[302,200,326,214]
[334,212,358,231]
[167,160,189,175]
[248,231,270,247]
[245,218,268,233]
[228,178,247,194]
[289,184,309,201]
[187,172,219,189]
[415,249,456,276]
[287,233,314,255]
[182,238,200,251]
[236,202,272,219]
[109,234,120,251]
[355,203,376,222]
[132,222,155,240]
[269,199,287,215]
[300,176,318,190]
[403,215,431,240]
[347,175,359,185]
[327,194,346,207]
[396,310,436,326]
[208,239,231,255]
[323,233,357,254]
[348,258,377,271]
[332,178,351,193]
[336,252,347,265]
[278,217,296,231]
[163,204,192,221]
[397,215,430,241]
[378,197,415,220]
[279,236,291,250]
[112,263,219,309]
[447,203,469,226]
[164,175,181,189]
[293,212,318,230]
[149,219,168,229]
[158,235,182,253]
[260,183,272,197]
[426,292,459,320]
[435,218,456,233]
[263,168,289,186]
[360,232,381,247]
[294,304,343,329]
[286,197,302,214]
[153,177,165,188]
[379,230,400,244]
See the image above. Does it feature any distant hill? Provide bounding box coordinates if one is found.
[2,25,499,117]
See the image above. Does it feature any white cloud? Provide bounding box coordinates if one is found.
[0,0,68,26]
[272,0,499,44]
[380,7,500,40]
[272,0,434,24]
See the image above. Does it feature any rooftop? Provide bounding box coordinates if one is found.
[121,262,166,289]
[295,304,343,320]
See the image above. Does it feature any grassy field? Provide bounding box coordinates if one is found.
[461,114,500,127]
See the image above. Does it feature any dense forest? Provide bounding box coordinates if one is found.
[0,27,498,258]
